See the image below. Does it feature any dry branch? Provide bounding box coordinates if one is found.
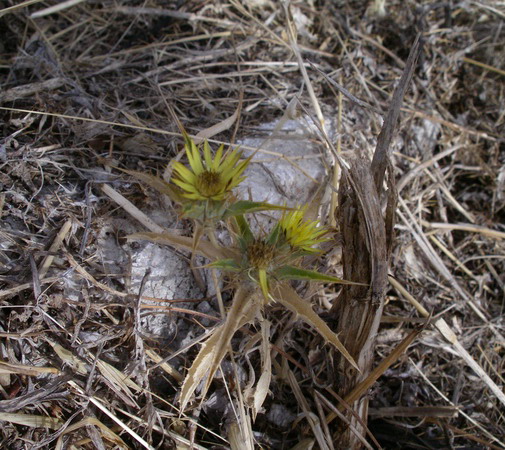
[330,34,423,448]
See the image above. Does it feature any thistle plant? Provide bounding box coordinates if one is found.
[125,130,363,414]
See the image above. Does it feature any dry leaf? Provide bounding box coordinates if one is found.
[0,361,59,376]
[252,319,271,420]
[55,416,128,449]
[128,231,235,261]
[275,284,358,371]
[47,340,87,375]
[180,286,260,410]
[0,412,62,430]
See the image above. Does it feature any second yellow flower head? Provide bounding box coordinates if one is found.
[278,208,329,253]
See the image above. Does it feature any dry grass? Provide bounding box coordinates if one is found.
[1,0,504,448]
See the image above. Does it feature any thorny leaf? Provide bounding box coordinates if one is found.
[180,286,261,411]
[127,231,236,261]
[258,268,269,300]
[232,214,254,244]
[207,258,241,271]
[222,200,290,220]
[274,284,358,371]
[275,265,367,285]
[118,168,184,203]
[252,319,272,420]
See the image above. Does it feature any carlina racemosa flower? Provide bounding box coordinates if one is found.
[171,136,251,201]
[278,208,329,253]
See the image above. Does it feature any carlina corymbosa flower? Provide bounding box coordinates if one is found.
[278,207,329,253]
[171,136,251,201]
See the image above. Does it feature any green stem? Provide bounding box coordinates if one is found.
[206,228,225,317]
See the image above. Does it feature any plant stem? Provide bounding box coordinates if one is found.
[206,229,225,317]
[208,229,220,249]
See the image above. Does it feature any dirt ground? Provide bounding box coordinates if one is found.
[0,0,504,449]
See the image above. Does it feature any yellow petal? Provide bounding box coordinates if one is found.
[235,158,251,177]
[213,144,224,171]
[186,139,203,174]
[203,140,213,169]
[182,192,205,200]
[172,162,196,184]
[219,148,241,174]
[221,158,249,186]
[172,178,199,193]
[227,176,246,190]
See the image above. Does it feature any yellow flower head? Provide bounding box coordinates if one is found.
[278,208,328,253]
[171,137,250,201]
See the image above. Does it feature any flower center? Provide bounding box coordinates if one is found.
[196,170,222,197]
[247,240,276,269]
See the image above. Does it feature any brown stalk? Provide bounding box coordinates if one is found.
[329,34,424,448]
